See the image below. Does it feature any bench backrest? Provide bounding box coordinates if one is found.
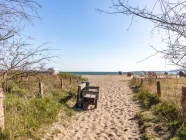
[78,83,86,91]
[76,83,88,108]
[77,83,86,99]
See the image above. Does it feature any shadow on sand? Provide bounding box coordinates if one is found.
[59,91,94,112]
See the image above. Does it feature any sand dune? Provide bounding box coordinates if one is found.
[42,75,141,140]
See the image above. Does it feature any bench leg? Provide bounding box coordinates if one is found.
[76,103,79,108]
[82,97,84,109]
[95,97,98,108]
[95,100,97,108]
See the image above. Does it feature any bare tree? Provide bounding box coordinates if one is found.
[0,0,41,41]
[97,0,186,68]
[0,0,55,85]
[0,39,54,89]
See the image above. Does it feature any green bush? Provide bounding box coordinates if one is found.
[6,81,18,93]
[131,78,186,139]
[134,90,160,109]
[152,101,186,139]
[142,132,151,140]
[58,72,71,79]
[153,102,179,122]
[176,123,186,138]
[170,137,181,140]
[4,94,62,139]
[58,72,87,82]
[6,81,27,96]
[0,73,78,139]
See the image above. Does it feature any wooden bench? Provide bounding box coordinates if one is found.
[76,83,99,109]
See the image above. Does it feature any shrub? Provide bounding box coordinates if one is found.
[170,137,181,140]
[152,102,186,139]
[131,78,186,139]
[176,123,186,138]
[4,94,61,139]
[58,72,72,79]
[134,90,160,109]
[153,102,179,121]
[0,73,78,139]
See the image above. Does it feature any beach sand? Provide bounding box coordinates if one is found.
[42,75,141,140]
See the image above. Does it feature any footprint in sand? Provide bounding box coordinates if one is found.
[42,76,141,140]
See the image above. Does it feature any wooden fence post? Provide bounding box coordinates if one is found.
[79,75,82,84]
[133,77,136,83]
[69,76,72,85]
[157,81,161,97]
[60,77,63,90]
[0,87,4,131]
[135,77,137,83]
[140,79,143,86]
[39,80,44,98]
[76,76,80,85]
[79,76,82,84]
[181,87,186,117]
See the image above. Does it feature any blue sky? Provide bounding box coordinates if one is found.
[23,0,177,72]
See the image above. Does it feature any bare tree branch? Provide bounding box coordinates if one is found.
[0,40,55,84]
[98,0,186,68]
[0,0,41,41]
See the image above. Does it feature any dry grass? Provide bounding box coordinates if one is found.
[131,76,186,139]
[1,73,84,139]
[138,76,186,113]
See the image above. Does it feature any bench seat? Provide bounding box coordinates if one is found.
[84,94,96,98]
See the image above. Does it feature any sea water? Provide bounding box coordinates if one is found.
[60,71,176,75]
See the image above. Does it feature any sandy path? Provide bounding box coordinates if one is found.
[42,75,141,140]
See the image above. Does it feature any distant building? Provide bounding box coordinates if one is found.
[48,68,59,75]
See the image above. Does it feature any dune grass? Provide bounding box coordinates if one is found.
[0,73,85,140]
[130,78,186,140]
[140,77,185,108]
